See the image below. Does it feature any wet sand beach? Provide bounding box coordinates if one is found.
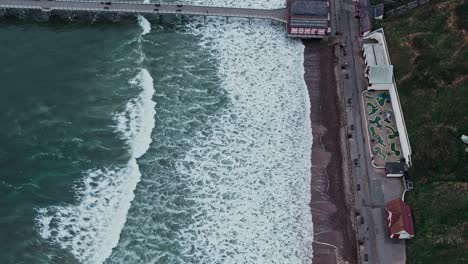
[303,39,357,264]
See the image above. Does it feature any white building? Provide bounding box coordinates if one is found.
[362,28,412,167]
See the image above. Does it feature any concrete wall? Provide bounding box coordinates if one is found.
[388,87,412,165]
[369,83,392,90]
[379,29,412,166]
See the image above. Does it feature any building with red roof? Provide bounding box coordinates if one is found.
[385,199,415,239]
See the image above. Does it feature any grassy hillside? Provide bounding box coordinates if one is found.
[380,0,468,263]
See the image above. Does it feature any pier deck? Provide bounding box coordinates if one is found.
[0,0,289,23]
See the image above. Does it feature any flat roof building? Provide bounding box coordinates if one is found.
[287,0,330,38]
[368,65,393,84]
[370,4,384,20]
[385,162,406,177]
[358,3,384,35]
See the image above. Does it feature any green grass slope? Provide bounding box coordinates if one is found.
[380,0,468,263]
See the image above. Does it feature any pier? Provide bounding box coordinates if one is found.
[0,0,289,23]
[0,0,331,38]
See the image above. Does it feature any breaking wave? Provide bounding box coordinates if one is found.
[35,16,156,264]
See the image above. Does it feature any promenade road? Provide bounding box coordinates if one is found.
[331,0,407,262]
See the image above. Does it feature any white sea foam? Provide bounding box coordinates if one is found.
[105,0,312,262]
[137,15,151,36]
[114,69,156,159]
[36,15,156,264]
[36,159,142,264]
[37,0,313,262]
[170,0,313,262]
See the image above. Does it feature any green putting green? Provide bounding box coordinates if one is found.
[374,146,387,160]
[369,126,386,146]
[366,95,385,107]
[391,142,401,156]
[376,94,386,106]
[369,116,383,128]
[367,102,378,115]
[386,126,399,139]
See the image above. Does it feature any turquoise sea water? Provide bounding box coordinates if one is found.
[0,1,313,263]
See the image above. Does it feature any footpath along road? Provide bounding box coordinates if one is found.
[330,0,407,263]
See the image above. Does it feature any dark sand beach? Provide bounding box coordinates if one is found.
[303,39,357,264]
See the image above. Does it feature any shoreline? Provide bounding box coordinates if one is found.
[303,39,357,264]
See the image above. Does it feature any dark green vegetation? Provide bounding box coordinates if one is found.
[381,0,468,263]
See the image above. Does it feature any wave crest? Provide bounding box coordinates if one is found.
[36,16,156,264]
[114,69,156,159]
[36,159,141,264]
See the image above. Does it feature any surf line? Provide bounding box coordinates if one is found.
[35,14,156,264]
[101,12,157,263]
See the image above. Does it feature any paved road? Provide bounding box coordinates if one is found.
[0,0,288,23]
[330,0,406,263]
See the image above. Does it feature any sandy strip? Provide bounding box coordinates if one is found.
[303,39,357,264]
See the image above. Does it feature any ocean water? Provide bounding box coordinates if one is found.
[0,0,312,263]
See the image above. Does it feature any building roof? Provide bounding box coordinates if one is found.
[359,0,372,34]
[370,4,384,18]
[386,199,415,237]
[385,162,405,175]
[290,17,329,28]
[363,43,389,66]
[369,65,393,84]
[290,0,328,17]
